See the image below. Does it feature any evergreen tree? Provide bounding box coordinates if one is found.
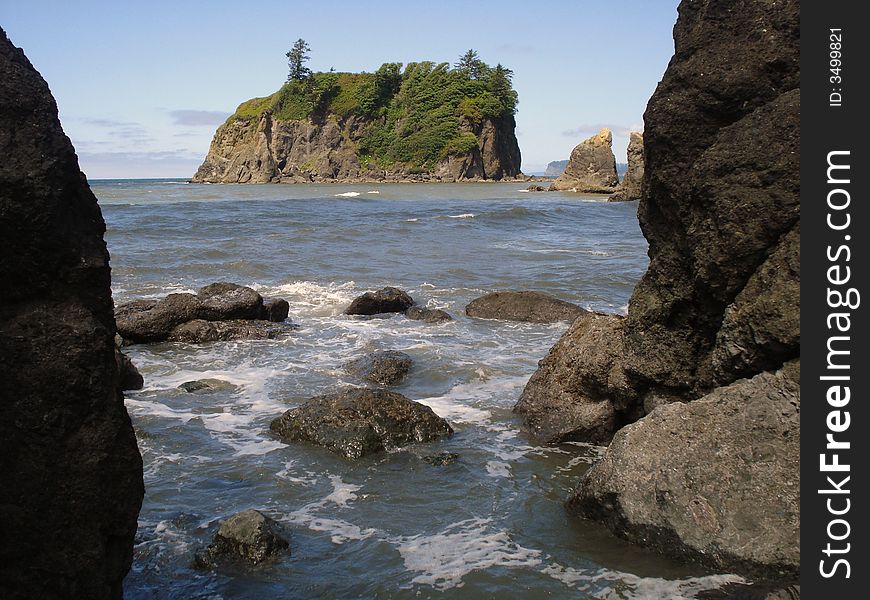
[455,49,487,79]
[286,38,312,82]
[488,63,518,115]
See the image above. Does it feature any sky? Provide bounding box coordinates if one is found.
[2,0,679,178]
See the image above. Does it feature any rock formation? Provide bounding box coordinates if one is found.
[549,128,619,193]
[405,306,453,323]
[195,510,289,568]
[544,159,568,177]
[0,28,143,599]
[608,132,644,202]
[345,287,414,316]
[344,350,413,386]
[270,388,453,459]
[466,291,586,323]
[516,0,800,577]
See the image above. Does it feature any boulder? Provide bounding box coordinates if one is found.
[116,349,144,391]
[466,291,586,323]
[260,297,290,322]
[195,510,289,568]
[167,319,294,343]
[514,313,631,444]
[178,379,238,394]
[270,388,453,459]
[549,128,619,193]
[0,28,143,599]
[567,363,800,578]
[609,132,644,202]
[115,293,203,343]
[345,287,414,315]
[405,306,453,323]
[344,350,413,386]
[197,282,264,321]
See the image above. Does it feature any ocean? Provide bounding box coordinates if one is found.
[95,179,741,599]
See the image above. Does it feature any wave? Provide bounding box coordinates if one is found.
[447,213,475,219]
[334,191,362,197]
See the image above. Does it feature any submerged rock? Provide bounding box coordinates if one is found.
[568,363,800,577]
[167,319,294,343]
[260,297,290,322]
[549,128,619,193]
[422,452,460,466]
[270,388,453,459]
[178,379,238,394]
[405,306,453,323]
[195,510,289,568]
[345,287,414,315]
[0,28,143,598]
[116,349,144,391]
[466,291,586,323]
[344,350,413,386]
[608,132,644,202]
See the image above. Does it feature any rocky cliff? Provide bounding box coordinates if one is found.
[516,0,799,578]
[0,29,144,599]
[549,128,619,192]
[608,132,644,202]
[544,159,568,177]
[193,63,522,183]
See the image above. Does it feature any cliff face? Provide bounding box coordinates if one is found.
[0,29,144,599]
[549,128,619,192]
[544,159,568,177]
[193,111,521,183]
[516,0,800,577]
[608,132,644,202]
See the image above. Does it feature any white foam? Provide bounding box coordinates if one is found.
[485,461,511,478]
[334,191,361,197]
[258,280,357,317]
[396,518,542,590]
[323,475,363,508]
[285,475,376,544]
[366,190,380,194]
[405,218,419,222]
[541,565,745,599]
[447,213,475,219]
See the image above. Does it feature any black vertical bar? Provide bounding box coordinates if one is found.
[801,0,868,596]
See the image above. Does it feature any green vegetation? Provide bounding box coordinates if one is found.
[227,49,518,170]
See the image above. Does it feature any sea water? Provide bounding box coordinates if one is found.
[96,180,742,599]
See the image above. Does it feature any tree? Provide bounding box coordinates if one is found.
[455,49,487,80]
[286,38,312,82]
[488,63,518,115]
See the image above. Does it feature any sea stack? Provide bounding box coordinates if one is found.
[608,131,644,202]
[0,28,144,599]
[518,0,800,578]
[549,128,619,193]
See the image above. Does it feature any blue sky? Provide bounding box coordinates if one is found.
[2,0,679,178]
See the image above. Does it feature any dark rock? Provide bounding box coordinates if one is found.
[260,297,290,322]
[195,510,289,568]
[568,363,800,578]
[115,293,203,343]
[526,184,547,192]
[344,350,413,386]
[167,319,294,343]
[466,291,586,323]
[178,379,238,394]
[116,349,144,391]
[422,452,460,466]
[345,287,414,315]
[609,132,644,202]
[405,306,453,323]
[270,388,453,459]
[0,28,143,599]
[514,313,629,444]
[549,128,619,193]
[197,282,263,321]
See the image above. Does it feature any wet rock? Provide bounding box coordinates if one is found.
[422,452,460,466]
[167,319,294,343]
[344,350,413,386]
[526,184,547,192]
[568,363,800,577]
[405,306,453,323]
[260,297,290,322]
[609,132,644,202]
[197,282,264,321]
[116,349,144,391]
[0,28,143,598]
[195,510,289,568]
[270,388,453,459]
[515,313,630,444]
[345,287,414,315]
[178,379,238,394]
[466,291,586,323]
[549,128,619,193]
[115,293,203,344]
